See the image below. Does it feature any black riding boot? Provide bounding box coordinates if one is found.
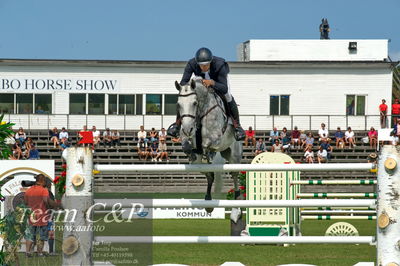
[228,99,246,141]
[167,112,181,138]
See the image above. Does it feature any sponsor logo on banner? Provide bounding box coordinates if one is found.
[122,207,225,219]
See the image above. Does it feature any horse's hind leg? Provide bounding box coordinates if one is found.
[205,172,214,213]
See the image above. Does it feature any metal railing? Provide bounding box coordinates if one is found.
[2,113,391,131]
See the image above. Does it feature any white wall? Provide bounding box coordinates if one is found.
[238,40,388,61]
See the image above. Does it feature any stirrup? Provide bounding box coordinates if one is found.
[234,127,246,141]
[167,123,180,138]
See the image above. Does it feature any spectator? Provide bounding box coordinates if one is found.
[291,126,301,148]
[280,128,291,153]
[159,128,167,141]
[24,174,59,257]
[58,127,69,140]
[305,132,314,150]
[304,146,314,164]
[392,98,400,127]
[112,130,121,147]
[345,127,356,148]
[60,137,70,152]
[28,144,40,160]
[334,127,345,149]
[10,143,22,160]
[150,139,159,162]
[320,138,333,160]
[92,126,101,147]
[103,128,113,147]
[15,127,27,146]
[318,123,329,142]
[271,139,283,153]
[299,130,307,149]
[25,137,34,154]
[255,138,266,155]
[379,99,388,128]
[137,125,148,144]
[158,138,169,162]
[137,139,149,160]
[317,146,328,163]
[49,127,59,148]
[149,127,158,143]
[368,127,378,149]
[245,126,256,147]
[171,137,181,143]
[393,120,400,145]
[269,127,280,144]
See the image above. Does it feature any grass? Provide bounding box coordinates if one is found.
[17,219,376,266]
[15,193,376,265]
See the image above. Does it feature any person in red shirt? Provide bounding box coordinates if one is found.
[24,174,58,257]
[392,98,400,127]
[244,126,256,147]
[379,99,388,128]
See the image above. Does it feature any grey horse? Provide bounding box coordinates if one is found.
[175,79,243,210]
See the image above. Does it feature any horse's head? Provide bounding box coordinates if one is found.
[175,79,198,139]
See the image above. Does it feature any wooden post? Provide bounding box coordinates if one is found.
[62,147,93,266]
[377,145,400,265]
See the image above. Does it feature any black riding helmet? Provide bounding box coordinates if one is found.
[195,47,213,65]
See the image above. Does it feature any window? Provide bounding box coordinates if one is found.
[70,94,86,115]
[89,94,104,114]
[270,95,290,115]
[146,94,162,115]
[35,94,51,114]
[346,95,365,115]
[109,95,118,114]
[119,95,135,115]
[0,94,14,114]
[16,94,33,114]
[165,94,178,115]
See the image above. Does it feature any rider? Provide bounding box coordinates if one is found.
[167,47,246,141]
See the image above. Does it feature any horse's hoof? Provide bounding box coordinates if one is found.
[205,207,214,213]
[204,194,213,213]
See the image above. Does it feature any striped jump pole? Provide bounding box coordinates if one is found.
[297,193,376,198]
[301,210,376,215]
[94,163,375,173]
[94,199,376,208]
[291,180,377,185]
[301,215,376,220]
[94,236,375,245]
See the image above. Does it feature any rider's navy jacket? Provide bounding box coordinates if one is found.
[180,56,229,95]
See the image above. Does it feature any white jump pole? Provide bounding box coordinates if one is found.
[94,199,376,208]
[297,193,376,198]
[291,180,377,185]
[94,236,375,245]
[377,145,400,265]
[94,163,374,173]
[301,216,376,220]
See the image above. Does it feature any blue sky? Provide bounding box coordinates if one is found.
[0,0,398,61]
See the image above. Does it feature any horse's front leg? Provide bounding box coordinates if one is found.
[230,172,243,223]
[204,172,214,213]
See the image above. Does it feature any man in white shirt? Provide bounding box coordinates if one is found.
[317,146,328,163]
[158,127,167,141]
[92,126,101,146]
[59,127,69,140]
[318,123,329,142]
[345,127,356,148]
[137,125,148,144]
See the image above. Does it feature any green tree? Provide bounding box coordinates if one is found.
[0,114,15,159]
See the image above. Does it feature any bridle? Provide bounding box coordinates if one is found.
[178,92,197,120]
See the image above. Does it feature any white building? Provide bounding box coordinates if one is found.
[0,39,393,131]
